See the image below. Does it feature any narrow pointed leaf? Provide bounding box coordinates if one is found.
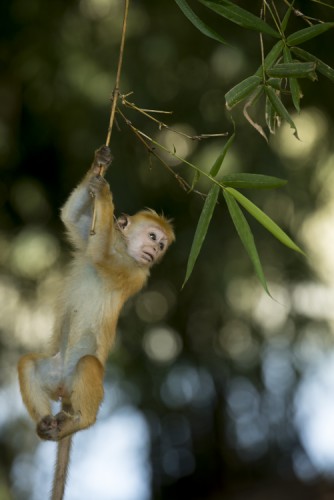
[267,78,281,91]
[225,75,262,110]
[183,184,220,287]
[265,85,299,139]
[281,0,295,32]
[243,86,267,140]
[287,22,334,46]
[224,190,269,294]
[283,47,302,112]
[265,95,280,134]
[189,170,201,192]
[199,0,280,38]
[291,47,334,82]
[221,173,287,189]
[210,132,235,177]
[255,41,284,76]
[266,62,316,79]
[174,0,227,44]
[225,187,305,255]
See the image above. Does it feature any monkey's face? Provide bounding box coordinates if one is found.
[121,220,169,267]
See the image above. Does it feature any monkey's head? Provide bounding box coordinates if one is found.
[117,210,175,267]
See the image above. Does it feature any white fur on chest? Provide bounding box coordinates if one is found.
[65,262,104,322]
[60,259,118,346]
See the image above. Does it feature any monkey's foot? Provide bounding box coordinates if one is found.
[37,411,70,441]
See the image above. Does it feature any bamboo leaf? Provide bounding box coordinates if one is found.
[183,184,220,287]
[287,22,334,46]
[183,133,236,285]
[225,75,262,110]
[267,78,281,91]
[174,0,228,44]
[199,0,280,38]
[265,95,280,134]
[291,46,334,82]
[255,41,284,76]
[225,187,305,255]
[189,171,201,192]
[281,0,295,33]
[210,132,235,177]
[224,190,269,294]
[221,173,287,189]
[266,62,317,79]
[243,86,267,141]
[283,47,302,112]
[265,85,299,139]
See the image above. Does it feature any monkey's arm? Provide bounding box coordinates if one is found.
[85,175,115,261]
[61,146,112,250]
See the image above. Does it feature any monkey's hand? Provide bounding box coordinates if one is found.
[92,145,113,176]
[88,174,110,199]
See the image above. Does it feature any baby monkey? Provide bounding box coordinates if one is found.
[18,146,175,442]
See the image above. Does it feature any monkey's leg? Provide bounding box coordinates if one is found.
[37,355,104,441]
[18,354,52,423]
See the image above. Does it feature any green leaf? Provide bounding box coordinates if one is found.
[281,0,295,33]
[265,95,280,134]
[199,0,280,38]
[259,41,285,75]
[225,75,262,110]
[255,40,284,79]
[283,47,302,112]
[225,187,305,255]
[287,22,334,46]
[267,78,281,91]
[189,170,201,192]
[221,173,287,189]
[291,46,334,82]
[266,62,316,79]
[224,190,269,294]
[265,85,299,139]
[183,184,220,287]
[174,0,227,44]
[210,132,235,177]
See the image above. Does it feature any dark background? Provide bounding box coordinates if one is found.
[1,0,334,499]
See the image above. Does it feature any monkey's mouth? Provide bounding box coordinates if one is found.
[142,251,154,263]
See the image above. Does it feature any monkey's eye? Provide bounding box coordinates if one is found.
[159,242,165,251]
[149,232,157,241]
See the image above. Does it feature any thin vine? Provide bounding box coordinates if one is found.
[90,0,129,235]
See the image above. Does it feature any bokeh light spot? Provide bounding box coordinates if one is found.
[143,327,182,364]
[272,108,328,162]
[10,228,60,278]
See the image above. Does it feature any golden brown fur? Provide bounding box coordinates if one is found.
[18,146,174,499]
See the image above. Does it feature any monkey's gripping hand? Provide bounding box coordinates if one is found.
[92,145,113,176]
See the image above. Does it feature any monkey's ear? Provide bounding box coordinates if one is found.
[117,214,130,230]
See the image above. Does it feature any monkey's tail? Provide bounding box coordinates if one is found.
[51,436,73,500]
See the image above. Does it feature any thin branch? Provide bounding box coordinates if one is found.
[117,112,226,193]
[117,108,205,196]
[90,0,129,236]
[263,0,282,34]
[122,95,228,141]
[311,0,334,9]
[283,0,323,25]
[105,0,130,149]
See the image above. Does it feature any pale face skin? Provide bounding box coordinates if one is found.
[122,221,169,266]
